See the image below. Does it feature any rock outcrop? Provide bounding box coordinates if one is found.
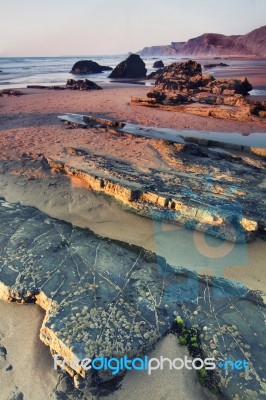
[0,198,266,399]
[134,60,266,121]
[138,25,266,57]
[153,60,164,68]
[71,60,112,74]
[109,54,147,79]
[54,113,266,244]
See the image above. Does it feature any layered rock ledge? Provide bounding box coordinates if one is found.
[53,114,266,243]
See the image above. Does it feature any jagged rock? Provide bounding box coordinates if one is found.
[135,60,266,121]
[153,60,164,68]
[109,54,147,79]
[71,60,112,74]
[66,79,102,91]
[203,63,229,68]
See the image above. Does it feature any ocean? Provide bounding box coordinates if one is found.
[0,55,266,94]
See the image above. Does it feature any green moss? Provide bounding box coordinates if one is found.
[178,336,188,345]
[175,316,185,326]
[191,342,199,348]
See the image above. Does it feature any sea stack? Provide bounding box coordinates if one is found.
[109,54,147,79]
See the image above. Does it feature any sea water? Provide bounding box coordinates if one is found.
[1,55,266,93]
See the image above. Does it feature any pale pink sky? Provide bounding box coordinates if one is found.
[1,0,265,56]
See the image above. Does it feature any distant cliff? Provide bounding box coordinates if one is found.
[138,25,266,57]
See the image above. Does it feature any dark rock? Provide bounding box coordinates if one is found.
[71,60,112,74]
[109,54,147,79]
[0,346,7,357]
[147,68,164,80]
[0,90,23,97]
[136,60,256,114]
[203,63,229,68]
[8,393,24,400]
[66,79,102,91]
[27,85,65,90]
[153,60,164,68]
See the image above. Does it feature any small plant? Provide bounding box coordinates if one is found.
[178,336,188,345]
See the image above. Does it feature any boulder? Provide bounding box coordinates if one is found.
[153,60,164,68]
[109,54,147,79]
[71,60,112,74]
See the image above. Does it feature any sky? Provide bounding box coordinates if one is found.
[1,0,266,56]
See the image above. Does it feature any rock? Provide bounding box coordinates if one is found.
[153,60,164,68]
[0,90,23,97]
[0,199,265,399]
[8,392,24,400]
[133,60,264,121]
[109,54,147,79]
[204,63,229,68]
[27,80,102,91]
[66,79,102,91]
[27,85,65,90]
[211,77,253,96]
[0,345,7,357]
[71,60,112,74]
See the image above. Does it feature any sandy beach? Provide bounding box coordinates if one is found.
[0,79,265,400]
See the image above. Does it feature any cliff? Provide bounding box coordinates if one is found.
[138,25,266,57]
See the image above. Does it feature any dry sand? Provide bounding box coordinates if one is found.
[0,84,265,399]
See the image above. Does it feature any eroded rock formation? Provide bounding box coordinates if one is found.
[134,60,266,121]
[53,114,266,243]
